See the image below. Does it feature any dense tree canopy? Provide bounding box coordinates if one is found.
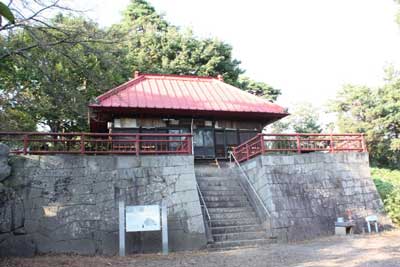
[1,15,127,132]
[0,0,281,132]
[118,0,244,84]
[330,67,400,167]
[237,76,281,101]
[269,102,322,134]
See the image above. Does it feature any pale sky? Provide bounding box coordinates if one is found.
[71,0,400,111]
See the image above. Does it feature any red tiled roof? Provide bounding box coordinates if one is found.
[89,74,287,116]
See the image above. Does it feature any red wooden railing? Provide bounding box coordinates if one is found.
[233,133,367,163]
[0,132,192,155]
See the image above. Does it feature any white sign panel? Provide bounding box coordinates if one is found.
[125,205,160,232]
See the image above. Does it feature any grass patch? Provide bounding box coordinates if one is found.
[371,167,400,224]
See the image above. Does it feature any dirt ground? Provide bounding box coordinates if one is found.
[1,230,400,267]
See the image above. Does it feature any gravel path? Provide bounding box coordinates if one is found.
[2,230,400,267]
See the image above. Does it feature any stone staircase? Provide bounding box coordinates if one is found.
[195,165,274,249]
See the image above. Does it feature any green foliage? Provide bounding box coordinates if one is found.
[237,76,281,101]
[0,1,15,24]
[0,0,281,132]
[330,68,400,167]
[1,15,128,132]
[117,0,244,85]
[384,188,400,224]
[395,0,400,25]
[391,139,400,151]
[269,102,322,133]
[371,167,400,187]
[372,167,400,224]
[0,108,36,131]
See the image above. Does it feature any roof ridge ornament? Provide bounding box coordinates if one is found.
[217,74,224,81]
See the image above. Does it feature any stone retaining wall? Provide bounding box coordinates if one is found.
[241,152,391,241]
[0,153,206,256]
[0,144,11,183]
[0,146,391,256]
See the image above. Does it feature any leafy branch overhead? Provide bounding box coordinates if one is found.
[0,1,15,25]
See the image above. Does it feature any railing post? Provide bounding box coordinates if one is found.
[108,131,113,151]
[187,136,193,155]
[259,134,266,154]
[23,134,28,155]
[246,143,250,160]
[330,133,334,153]
[80,133,85,154]
[296,134,301,154]
[135,134,139,157]
[361,133,367,152]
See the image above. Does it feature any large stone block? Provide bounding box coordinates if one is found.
[0,143,10,156]
[38,155,86,169]
[140,155,193,167]
[116,156,140,169]
[0,157,11,181]
[0,234,36,257]
[96,231,118,255]
[86,156,116,172]
[39,238,97,255]
[174,175,197,192]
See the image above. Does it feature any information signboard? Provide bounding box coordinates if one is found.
[125,205,161,232]
[119,201,168,256]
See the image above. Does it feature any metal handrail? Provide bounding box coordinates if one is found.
[196,182,211,223]
[230,152,270,217]
[196,181,213,242]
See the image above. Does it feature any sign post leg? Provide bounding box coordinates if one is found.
[119,200,125,257]
[161,200,168,255]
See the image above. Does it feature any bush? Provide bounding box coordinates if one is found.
[371,167,400,224]
[384,188,400,224]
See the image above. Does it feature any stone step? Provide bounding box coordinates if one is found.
[208,207,251,214]
[205,201,252,208]
[209,211,257,220]
[195,165,272,249]
[208,238,275,249]
[203,195,248,203]
[197,180,241,188]
[196,176,239,181]
[211,224,264,235]
[201,190,243,196]
[194,167,238,178]
[213,231,268,242]
[210,217,259,227]
[197,184,243,191]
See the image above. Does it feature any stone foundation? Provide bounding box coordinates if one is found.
[241,152,391,241]
[0,147,391,256]
[0,153,206,256]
